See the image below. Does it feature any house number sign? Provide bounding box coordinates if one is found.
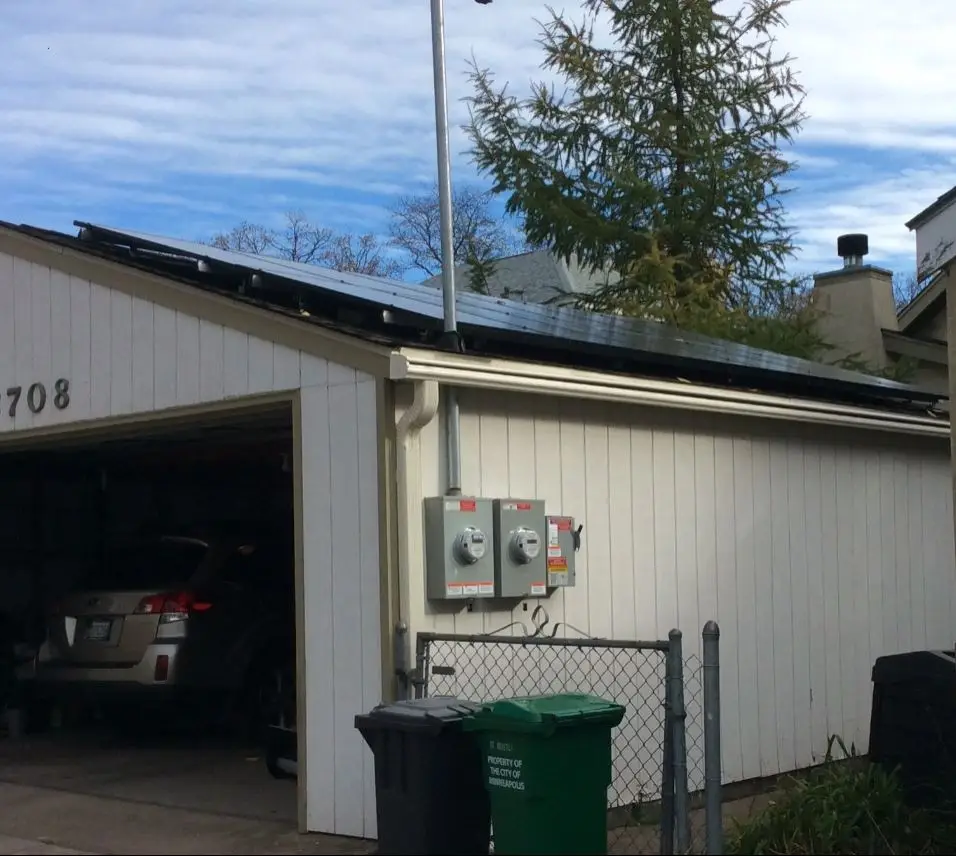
[4,378,70,418]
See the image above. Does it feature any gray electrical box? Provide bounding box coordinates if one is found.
[423,496,496,600]
[493,498,547,597]
[545,515,577,588]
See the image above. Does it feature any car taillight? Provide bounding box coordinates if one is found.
[133,591,212,622]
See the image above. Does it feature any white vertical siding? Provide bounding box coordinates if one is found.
[914,201,956,274]
[0,253,383,839]
[0,252,310,430]
[406,387,956,790]
[299,376,381,839]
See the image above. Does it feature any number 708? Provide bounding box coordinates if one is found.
[5,379,71,417]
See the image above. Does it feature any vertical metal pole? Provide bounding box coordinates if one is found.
[703,621,724,855]
[393,622,410,701]
[430,0,458,339]
[669,629,691,854]
[414,634,430,699]
[429,0,462,496]
[661,648,676,856]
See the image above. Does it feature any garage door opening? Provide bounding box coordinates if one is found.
[0,405,299,825]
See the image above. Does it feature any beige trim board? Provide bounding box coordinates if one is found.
[0,393,296,451]
[376,378,401,702]
[0,226,394,379]
[290,390,309,833]
[881,329,948,365]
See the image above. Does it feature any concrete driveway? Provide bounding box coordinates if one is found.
[0,730,373,855]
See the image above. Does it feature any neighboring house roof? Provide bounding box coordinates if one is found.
[905,185,956,231]
[420,248,616,305]
[0,220,940,411]
[421,249,573,304]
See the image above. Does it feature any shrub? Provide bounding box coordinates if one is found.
[727,737,956,855]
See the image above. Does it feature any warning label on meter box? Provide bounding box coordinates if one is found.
[487,740,525,791]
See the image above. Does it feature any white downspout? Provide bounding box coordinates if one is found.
[394,379,440,699]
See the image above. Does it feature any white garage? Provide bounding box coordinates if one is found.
[0,220,952,840]
[0,222,386,837]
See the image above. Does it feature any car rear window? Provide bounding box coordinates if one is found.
[86,538,208,590]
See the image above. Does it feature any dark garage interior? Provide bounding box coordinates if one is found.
[0,405,299,824]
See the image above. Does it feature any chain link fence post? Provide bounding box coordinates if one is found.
[661,639,676,856]
[412,633,428,700]
[669,629,691,853]
[703,620,723,855]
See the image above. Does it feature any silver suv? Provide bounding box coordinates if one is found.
[33,530,295,733]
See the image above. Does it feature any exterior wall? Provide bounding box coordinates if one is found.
[402,385,956,788]
[906,301,948,342]
[0,252,317,428]
[916,203,956,275]
[0,252,381,838]
[910,363,949,401]
[898,299,949,405]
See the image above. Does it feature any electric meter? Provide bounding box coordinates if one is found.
[492,498,548,597]
[423,496,496,600]
[454,527,488,564]
[509,527,541,564]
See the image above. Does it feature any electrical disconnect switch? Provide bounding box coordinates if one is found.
[424,496,496,600]
[545,515,578,588]
[493,498,547,597]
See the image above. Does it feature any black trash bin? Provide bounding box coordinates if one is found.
[355,697,490,856]
[869,649,956,797]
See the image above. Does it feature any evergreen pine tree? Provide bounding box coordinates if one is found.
[466,0,815,350]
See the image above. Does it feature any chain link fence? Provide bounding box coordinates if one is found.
[411,619,724,854]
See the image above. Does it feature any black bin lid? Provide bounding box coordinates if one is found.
[354,697,482,734]
[872,650,956,684]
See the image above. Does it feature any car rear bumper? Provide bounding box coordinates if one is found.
[33,642,183,694]
[31,680,184,708]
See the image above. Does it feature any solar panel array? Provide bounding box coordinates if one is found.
[77,222,935,402]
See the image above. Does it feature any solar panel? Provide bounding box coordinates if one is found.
[452,290,921,395]
[76,223,447,324]
[76,223,936,402]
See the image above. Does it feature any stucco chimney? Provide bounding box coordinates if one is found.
[811,234,898,368]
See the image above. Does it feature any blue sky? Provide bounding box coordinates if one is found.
[3,0,955,282]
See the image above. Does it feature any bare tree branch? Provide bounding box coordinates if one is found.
[210,221,274,255]
[277,210,334,264]
[323,232,406,279]
[208,211,405,277]
[388,184,525,278]
[893,270,923,311]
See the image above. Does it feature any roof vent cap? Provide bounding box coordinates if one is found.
[837,233,868,268]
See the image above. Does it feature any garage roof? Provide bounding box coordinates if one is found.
[0,220,943,412]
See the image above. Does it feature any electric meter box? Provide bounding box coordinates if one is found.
[493,498,548,598]
[545,515,577,588]
[423,496,496,600]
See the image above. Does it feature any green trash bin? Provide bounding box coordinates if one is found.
[464,693,625,855]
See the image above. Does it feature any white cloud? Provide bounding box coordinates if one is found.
[2,0,955,272]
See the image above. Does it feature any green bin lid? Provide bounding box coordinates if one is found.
[465,693,625,734]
